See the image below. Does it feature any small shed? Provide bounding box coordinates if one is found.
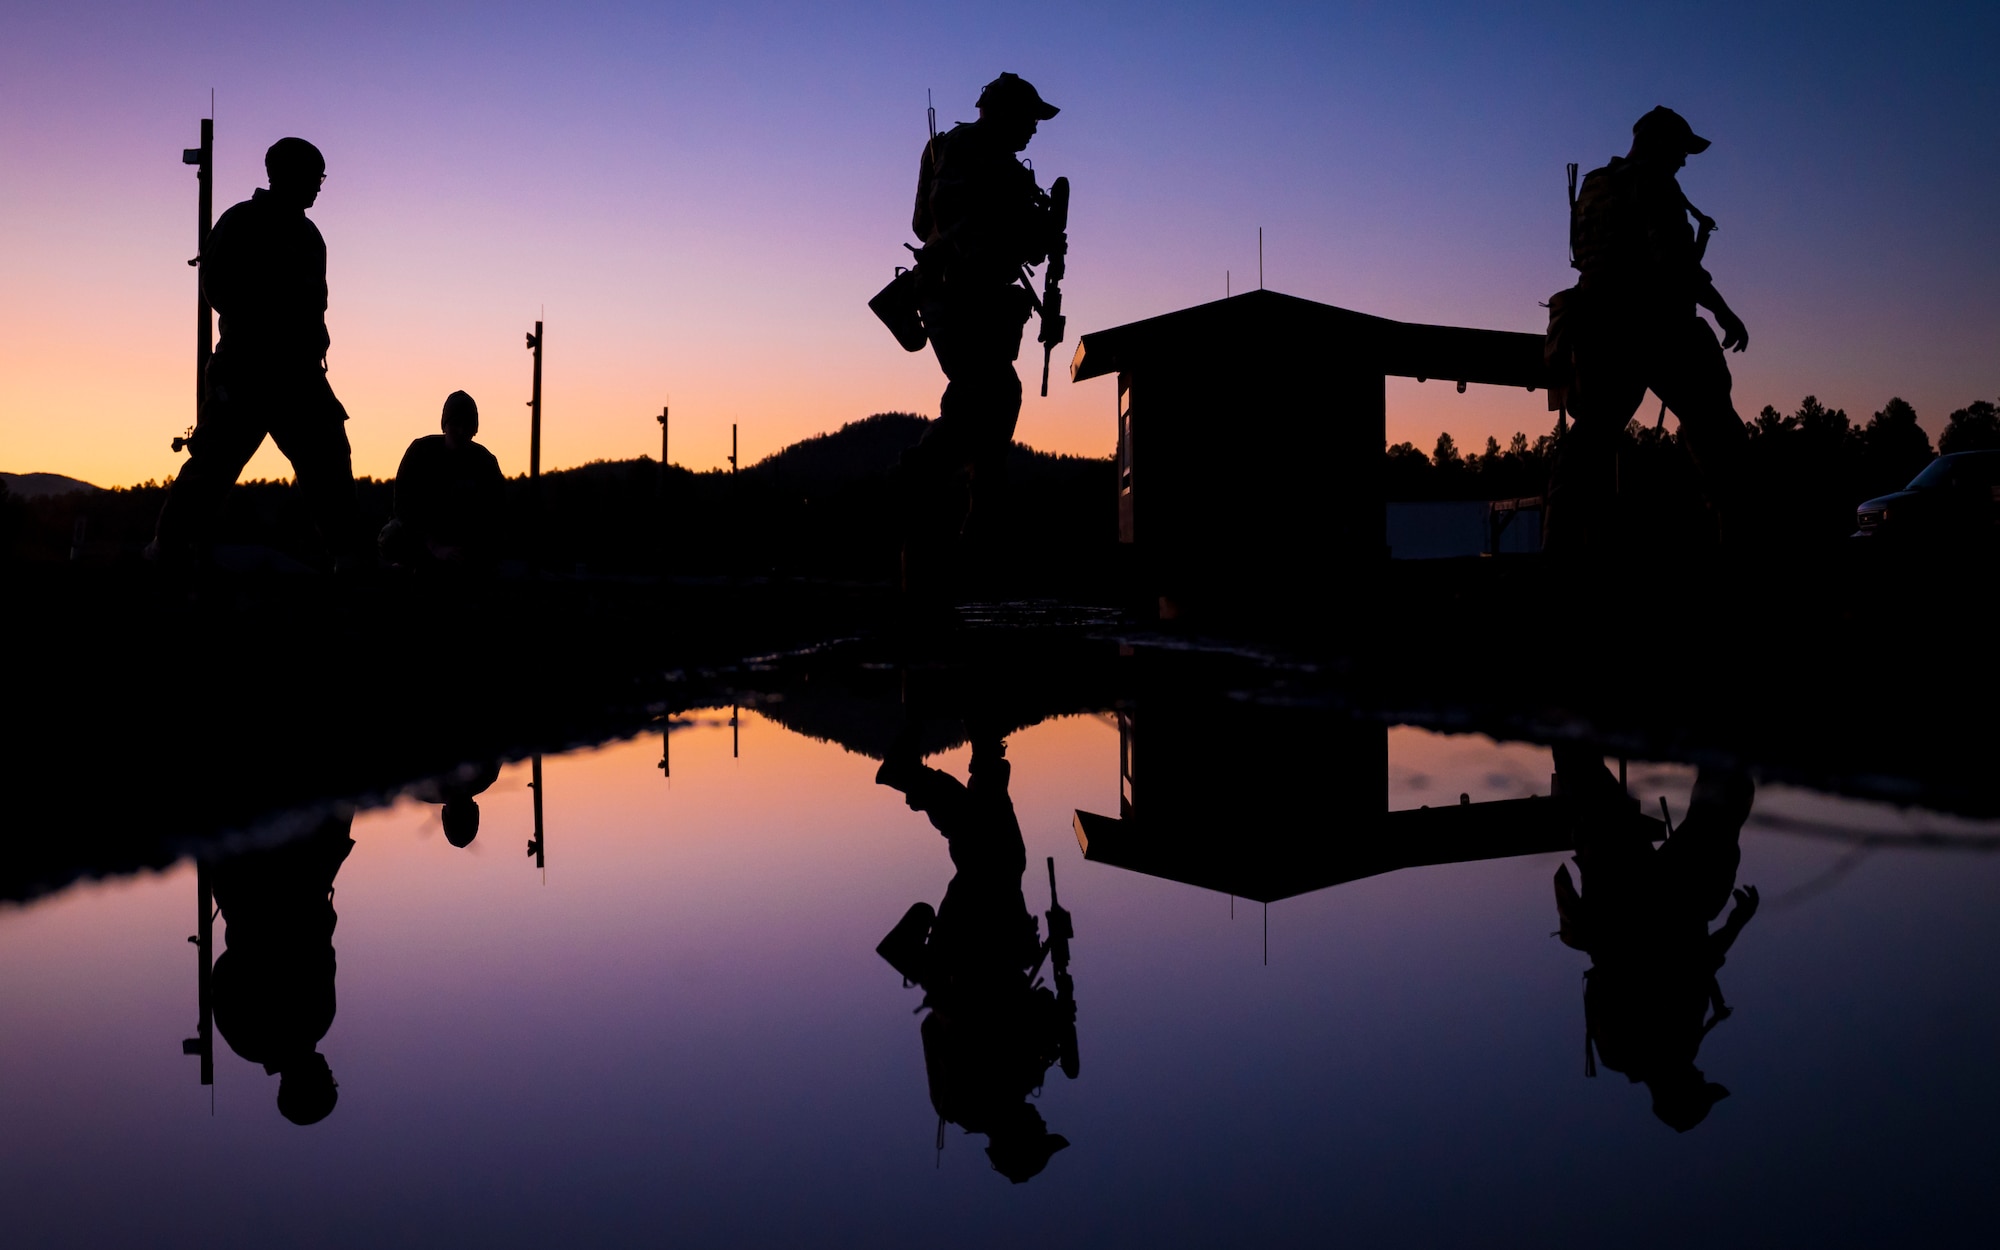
[1067,289,1546,616]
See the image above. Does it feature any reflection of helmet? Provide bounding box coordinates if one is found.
[277,1051,340,1125]
[983,1105,1070,1183]
[1649,1070,1729,1132]
[442,798,481,848]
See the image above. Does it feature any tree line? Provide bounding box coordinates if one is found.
[1385,393,1999,545]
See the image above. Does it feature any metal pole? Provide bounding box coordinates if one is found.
[527,321,543,483]
[658,404,669,578]
[181,118,213,413]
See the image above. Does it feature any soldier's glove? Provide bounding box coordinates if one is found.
[1715,308,1748,353]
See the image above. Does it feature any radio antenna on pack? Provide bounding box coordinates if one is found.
[926,89,937,147]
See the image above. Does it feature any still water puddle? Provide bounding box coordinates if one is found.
[2,711,1995,1247]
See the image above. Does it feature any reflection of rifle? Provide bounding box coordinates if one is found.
[1043,856,1079,1079]
[1043,855,1072,975]
[1036,177,1070,398]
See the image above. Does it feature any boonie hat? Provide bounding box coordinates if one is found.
[1633,106,1710,154]
[977,72,1060,121]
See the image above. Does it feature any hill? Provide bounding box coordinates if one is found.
[1,471,103,499]
[2,413,1119,593]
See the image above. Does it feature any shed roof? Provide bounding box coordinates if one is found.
[1068,288,1546,391]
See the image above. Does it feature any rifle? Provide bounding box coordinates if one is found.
[1036,176,1070,397]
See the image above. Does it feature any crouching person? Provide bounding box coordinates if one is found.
[379,390,504,570]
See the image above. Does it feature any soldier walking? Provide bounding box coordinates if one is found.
[1545,108,1752,554]
[898,73,1064,594]
[151,137,357,569]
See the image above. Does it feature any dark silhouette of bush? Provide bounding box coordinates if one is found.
[1940,399,2000,455]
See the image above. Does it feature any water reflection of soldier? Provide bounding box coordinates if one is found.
[378,391,505,570]
[1545,108,1752,554]
[874,729,1078,1182]
[407,759,502,848]
[1551,745,1759,1131]
[151,138,357,569]
[898,74,1063,592]
[212,810,355,1125]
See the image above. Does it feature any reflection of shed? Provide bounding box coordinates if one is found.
[1071,706,1653,904]
[1068,290,1545,615]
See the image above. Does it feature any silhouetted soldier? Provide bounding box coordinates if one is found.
[378,391,505,570]
[874,727,1077,1182]
[151,138,357,569]
[1545,108,1752,554]
[211,809,355,1125]
[898,73,1064,594]
[1551,746,1759,1131]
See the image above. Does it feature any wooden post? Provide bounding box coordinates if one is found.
[525,321,543,560]
[526,321,543,483]
[658,404,670,578]
[181,118,213,414]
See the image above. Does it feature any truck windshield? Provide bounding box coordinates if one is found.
[1909,452,2000,489]
[1909,459,1953,489]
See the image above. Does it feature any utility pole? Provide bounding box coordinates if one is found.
[729,422,738,476]
[525,321,543,560]
[658,404,670,578]
[181,115,213,414]
[526,321,543,483]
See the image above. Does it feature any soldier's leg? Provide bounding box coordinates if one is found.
[955,303,1029,544]
[1655,766,1752,923]
[1650,318,1750,548]
[151,387,269,558]
[268,376,358,566]
[1546,360,1645,555]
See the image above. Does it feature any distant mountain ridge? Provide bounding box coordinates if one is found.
[1,472,103,499]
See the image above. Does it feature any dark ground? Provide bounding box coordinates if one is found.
[5,534,1991,906]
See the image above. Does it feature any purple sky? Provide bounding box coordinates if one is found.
[3,2,1995,484]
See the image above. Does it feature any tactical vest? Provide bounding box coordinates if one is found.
[1570,157,1699,300]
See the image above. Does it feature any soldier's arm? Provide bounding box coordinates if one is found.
[197,208,242,320]
[1697,280,1748,352]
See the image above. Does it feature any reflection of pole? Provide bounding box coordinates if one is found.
[732,703,739,759]
[658,716,670,781]
[180,860,214,1086]
[527,753,546,871]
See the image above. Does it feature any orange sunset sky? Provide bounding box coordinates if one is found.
[3,5,1994,488]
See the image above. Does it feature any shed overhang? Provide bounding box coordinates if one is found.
[1069,288,1546,391]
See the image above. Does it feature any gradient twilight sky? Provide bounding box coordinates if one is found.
[3,2,1995,486]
